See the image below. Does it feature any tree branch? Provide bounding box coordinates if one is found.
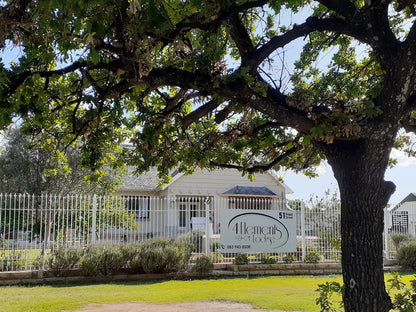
[315,0,357,19]
[209,145,301,173]
[242,17,352,70]
[182,98,221,130]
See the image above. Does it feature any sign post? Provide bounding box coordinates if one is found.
[220,209,297,253]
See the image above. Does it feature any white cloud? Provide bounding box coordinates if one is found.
[315,163,328,175]
[390,149,416,167]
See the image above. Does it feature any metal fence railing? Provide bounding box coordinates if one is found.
[385,201,416,260]
[0,193,344,272]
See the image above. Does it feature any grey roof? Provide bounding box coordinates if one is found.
[222,185,277,196]
[400,193,416,204]
[119,167,161,191]
[119,167,290,194]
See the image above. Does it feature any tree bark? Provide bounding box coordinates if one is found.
[323,138,396,312]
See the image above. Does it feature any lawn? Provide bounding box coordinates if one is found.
[0,274,414,312]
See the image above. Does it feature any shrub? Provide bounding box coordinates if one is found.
[192,255,214,273]
[131,238,193,274]
[119,243,140,263]
[304,251,322,263]
[80,244,126,276]
[391,233,413,251]
[259,253,276,264]
[177,230,204,253]
[48,247,83,276]
[0,250,25,271]
[283,254,296,263]
[397,240,416,269]
[234,253,249,265]
[209,251,224,263]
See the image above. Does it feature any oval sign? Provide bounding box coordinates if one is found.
[227,212,290,250]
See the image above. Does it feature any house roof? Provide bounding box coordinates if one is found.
[118,167,292,194]
[389,192,416,212]
[119,167,160,191]
[400,193,416,204]
[222,185,277,196]
[119,167,180,191]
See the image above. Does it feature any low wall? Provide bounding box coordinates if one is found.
[224,263,342,275]
[0,263,343,285]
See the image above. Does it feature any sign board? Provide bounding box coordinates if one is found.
[220,209,297,253]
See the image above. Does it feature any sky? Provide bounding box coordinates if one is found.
[281,149,416,204]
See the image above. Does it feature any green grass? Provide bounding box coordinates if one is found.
[0,274,414,312]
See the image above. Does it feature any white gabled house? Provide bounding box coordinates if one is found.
[116,168,292,239]
[389,193,416,235]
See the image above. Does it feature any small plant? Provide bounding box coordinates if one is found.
[259,253,276,264]
[209,250,224,263]
[283,254,296,263]
[0,249,25,271]
[177,230,204,253]
[305,251,322,263]
[192,255,214,273]
[119,243,140,264]
[387,272,416,311]
[234,253,249,265]
[131,238,193,274]
[397,240,416,269]
[391,233,413,251]
[315,281,344,312]
[80,244,126,276]
[48,247,83,276]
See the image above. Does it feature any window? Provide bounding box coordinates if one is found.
[179,204,186,227]
[228,196,272,210]
[392,211,408,233]
[125,196,150,220]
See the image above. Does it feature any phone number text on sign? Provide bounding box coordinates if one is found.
[220,209,296,253]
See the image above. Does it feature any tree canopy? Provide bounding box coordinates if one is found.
[0,127,121,194]
[1,0,416,310]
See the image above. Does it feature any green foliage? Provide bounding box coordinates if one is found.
[391,233,413,251]
[0,249,25,271]
[259,253,276,264]
[387,272,416,311]
[192,255,214,273]
[80,244,126,276]
[315,281,344,312]
[0,127,121,195]
[283,254,296,264]
[234,253,249,265]
[397,241,416,269]
[304,251,322,263]
[48,247,83,276]
[177,230,204,253]
[131,238,193,274]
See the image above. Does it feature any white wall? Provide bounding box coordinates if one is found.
[166,168,287,199]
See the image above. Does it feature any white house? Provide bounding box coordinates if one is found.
[115,167,292,240]
[389,193,416,235]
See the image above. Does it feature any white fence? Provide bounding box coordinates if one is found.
[0,193,344,271]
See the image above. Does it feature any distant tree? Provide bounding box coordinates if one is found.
[0,127,121,195]
[0,128,129,248]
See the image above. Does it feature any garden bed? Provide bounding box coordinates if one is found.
[0,262,343,285]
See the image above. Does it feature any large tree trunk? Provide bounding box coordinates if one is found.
[323,138,396,312]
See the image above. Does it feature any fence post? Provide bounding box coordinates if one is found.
[301,201,306,262]
[91,195,97,245]
[384,207,390,260]
[205,197,210,256]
